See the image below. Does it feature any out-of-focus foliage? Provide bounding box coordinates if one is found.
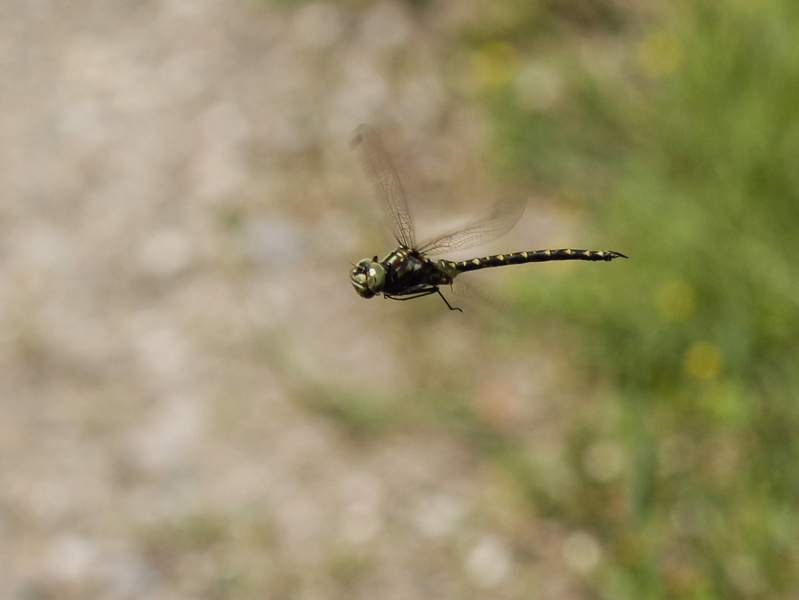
[472,0,799,598]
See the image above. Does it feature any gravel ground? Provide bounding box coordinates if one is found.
[0,1,602,598]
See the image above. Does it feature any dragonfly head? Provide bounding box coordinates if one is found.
[351,257,385,298]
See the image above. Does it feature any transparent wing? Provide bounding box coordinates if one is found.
[417,197,527,255]
[352,124,415,249]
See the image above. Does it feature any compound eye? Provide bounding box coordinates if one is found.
[366,263,385,291]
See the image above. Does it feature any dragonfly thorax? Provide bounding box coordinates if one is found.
[350,258,385,298]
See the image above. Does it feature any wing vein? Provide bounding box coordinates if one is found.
[352,124,415,249]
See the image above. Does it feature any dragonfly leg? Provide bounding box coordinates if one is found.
[384,289,438,301]
[436,288,462,312]
[385,286,462,312]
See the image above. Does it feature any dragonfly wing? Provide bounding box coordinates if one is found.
[417,196,526,255]
[352,124,416,249]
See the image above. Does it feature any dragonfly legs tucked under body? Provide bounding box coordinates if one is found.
[385,287,462,312]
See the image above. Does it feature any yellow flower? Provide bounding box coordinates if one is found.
[684,342,722,380]
[638,33,682,79]
[471,42,517,89]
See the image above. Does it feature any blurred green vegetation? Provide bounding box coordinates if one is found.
[471,0,799,598]
[290,0,799,597]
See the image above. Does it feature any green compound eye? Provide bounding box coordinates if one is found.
[366,263,385,292]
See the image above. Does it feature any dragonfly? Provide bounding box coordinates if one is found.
[349,124,627,312]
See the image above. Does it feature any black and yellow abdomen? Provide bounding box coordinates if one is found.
[448,248,627,274]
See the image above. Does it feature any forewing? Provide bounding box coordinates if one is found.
[352,124,415,249]
[417,197,526,255]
